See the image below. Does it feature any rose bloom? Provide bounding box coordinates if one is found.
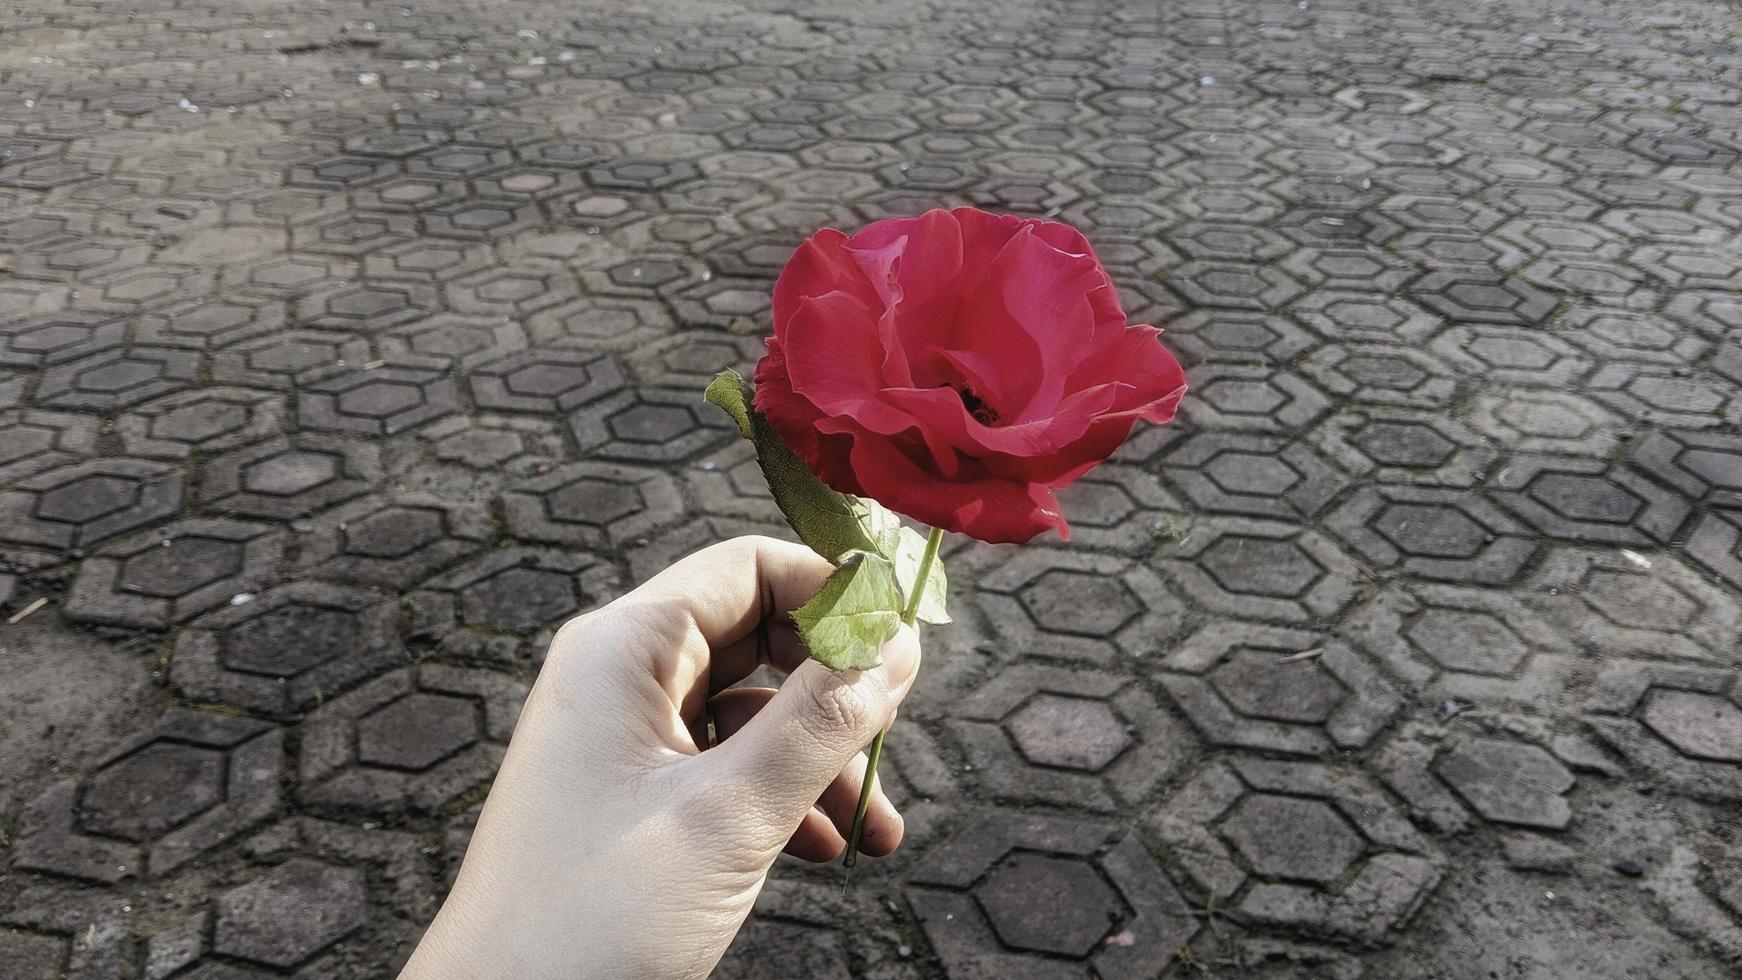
[753,207,1186,544]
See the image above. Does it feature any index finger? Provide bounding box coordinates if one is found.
[587,535,833,711]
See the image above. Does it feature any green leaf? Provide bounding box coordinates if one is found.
[701,370,952,627]
[894,526,951,625]
[703,370,753,439]
[753,414,878,562]
[791,551,903,670]
[704,370,895,563]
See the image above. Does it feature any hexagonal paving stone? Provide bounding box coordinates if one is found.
[625,330,762,389]
[977,549,1184,664]
[134,298,286,350]
[1686,509,1742,593]
[35,346,202,410]
[418,413,567,471]
[469,349,627,413]
[409,548,617,663]
[1148,758,1441,944]
[1348,582,1584,709]
[214,859,366,969]
[13,710,282,881]
[116,387,287,460]
[0,409,99,484]
[569,387,736,463]
[298,665,526,812]
[1492,454,1689,546]
[975,853,1125,956]
[377,312,528,369]
[77,743,225,842]
[0,311,126,367]
[1631,430,1742,508]
[910,812,1198,977]
[1302,344,1458,409]
[1585,672,1742,803]
[951,662,1192,812]
[84,264,214,312]
[1017,569,1141,637]
[295,281,440,332]
[1356,422,1456,468]
[210,329,371,390]
[422,197,540,240]
[444,262,578,316]
[1590,362,1742,429]
[294,492,492,590]
[1162,432,1346,520]
[1469,389,1625,457]
[1329,486,1538,585]
[1410,608,1530,675]
[1640,690,1742,763]
[501,460,685,549]
[200,434,382,520]
[1159,621,1400,755]
[1164,307,1316,365]
[1182,363,1331,433]
[1437,739,1575,830]
[1165,517,1360,623]
[1221,794,1366,883]
[464,566,578,631]
[1211,651,1347,724]
[1204,534,1326,595]
[298,359,462,435]
[526,296,670,353]
[0,458,183,551]
[63,518,284,628]
[1413,269,1558,325]
[1004,694,1132,771]
[171,583,404,716]
[1528,548,1742,663]
[1313,407,1498,489]
[356,693,479,770]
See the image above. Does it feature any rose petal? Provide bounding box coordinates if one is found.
[842,427,1069,543]
[772,229,881,333]
[985,413,1139,487]
[1069,324,1188,421]
[953,225,1106,418]
[845,209,964,310]
[781,292,910,423]
[881,381,1118,459]
[951,206,1027,297]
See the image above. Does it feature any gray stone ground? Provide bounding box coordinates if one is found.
[3,0,1742,976]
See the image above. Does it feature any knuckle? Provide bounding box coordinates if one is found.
[798,674,877,742]
[544,613,599,668]
[714,534,772,563]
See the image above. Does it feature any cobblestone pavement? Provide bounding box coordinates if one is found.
[4,0,1742,976]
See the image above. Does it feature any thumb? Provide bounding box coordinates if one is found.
[708,624,921,833]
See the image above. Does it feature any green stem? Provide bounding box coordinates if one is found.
[843,524,943,869]
[899,525,944,626]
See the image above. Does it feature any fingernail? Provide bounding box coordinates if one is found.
[879,624,920,686]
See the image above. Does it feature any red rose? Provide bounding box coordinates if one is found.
[753,206,1186,544]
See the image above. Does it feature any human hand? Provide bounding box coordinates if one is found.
[399,536,922,980]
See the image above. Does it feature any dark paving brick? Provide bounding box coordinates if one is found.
[214,859,366,969]
[0,458,183,552]
[170,583,406,717]
[298,665,525,813]
[14,710,281,881]
[63,518,286,628]
[1437,739,1576,831]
